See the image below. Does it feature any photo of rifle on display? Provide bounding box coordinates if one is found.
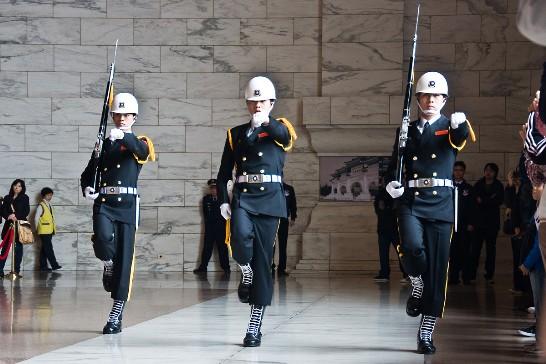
[395,4,420,184]
[92,40,119,192]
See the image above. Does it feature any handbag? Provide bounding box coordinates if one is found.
[16,220,34,245]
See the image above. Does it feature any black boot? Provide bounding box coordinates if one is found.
[417,315,437,354]
[103,300,124,335]
[406,276,423,317]
[238,264,253,303]
[243,304,264,347]
[102,320,122,334]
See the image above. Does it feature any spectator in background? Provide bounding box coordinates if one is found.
[35,187,61,272]
[449,161,476,285]
[470,163,504,284]
[272,182,297,277]
[373,177,406,283]
[0,179,30,278]
[193,179,230,276]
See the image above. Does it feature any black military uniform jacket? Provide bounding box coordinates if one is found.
[390,115,470,223]
[217,116,295,218]
[454,179,475,229]
[81,132,150,224]
[203,194,223,227]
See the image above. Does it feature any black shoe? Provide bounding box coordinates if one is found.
[238,278,251,303]
[417,338,436,354]
[102,266,112,292]
[243,332,262,347]
[406,296,422,317]
[52,265,62,271]
[223,269,231,276]
[40,268,52,272]
[102,321,122,334]
[373,275,389,282]
[193,267,207,274]
[278,270,289,277]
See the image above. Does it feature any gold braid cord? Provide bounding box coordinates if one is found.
[274,117,298,152]
[134,135,156,164]
[449,119,477,151]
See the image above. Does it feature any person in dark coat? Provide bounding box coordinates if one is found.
[0,179,30,278]
[386,71,473,354]
[449,161,476,285]
[81,93,155,335]
[217,76,296,347]
[193,179,230,275]
[272,182,297,276]
[373,179,404,282]
[470,163,504,283]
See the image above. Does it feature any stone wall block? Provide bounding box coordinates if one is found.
[29,72,80,97]
[134,73,187,99]
[54,45,107,72]
[158,153,211,180]
[241,19,294,45]
[134,19,187,46]
[27,18,80,44]
[0,72,27,97]
[81,19,133,45]
[214,46,267,73]
[159,99,211,126]
[0,45,53,71]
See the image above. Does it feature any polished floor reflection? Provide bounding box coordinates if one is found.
[0,271,541,363]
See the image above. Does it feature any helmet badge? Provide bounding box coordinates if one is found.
[119,102,125,108]
[254,89,261,96]
[428,80,435,88]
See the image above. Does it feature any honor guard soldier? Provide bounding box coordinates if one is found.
[81,93,155,334]
[386,72,475,354]
[217,76,297,347]
[193,179,231,275]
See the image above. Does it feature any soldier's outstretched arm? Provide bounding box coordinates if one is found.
[263,118,290,146]
[121,133,149,160]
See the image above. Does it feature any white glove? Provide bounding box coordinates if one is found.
[450,112,467,129]
[220,203,231,220]
[84,186,99,201]
[109,128,124,141]
[251,111,270,129]
[386,181,404,199]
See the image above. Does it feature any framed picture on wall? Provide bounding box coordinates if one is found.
[319,156,391,202]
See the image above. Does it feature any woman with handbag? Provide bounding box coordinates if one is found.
[0,179,30,278]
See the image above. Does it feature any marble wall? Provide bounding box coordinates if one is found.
[0,0,542,273]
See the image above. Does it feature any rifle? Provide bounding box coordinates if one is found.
[395,4,420,184]
[92,40,118,191]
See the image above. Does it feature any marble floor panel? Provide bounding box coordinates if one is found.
[0,271,542,363]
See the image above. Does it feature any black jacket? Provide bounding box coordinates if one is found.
[81,132,149,224]
[473,178,504,231]
[374,188,397,233]
[203,194,223,226]
[454,179,475,229]
[389,115,470,223]
[1,193,30,239]
[217,117,292,218]
[283,183,297,220]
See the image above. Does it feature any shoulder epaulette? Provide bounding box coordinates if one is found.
[134,135,156,164]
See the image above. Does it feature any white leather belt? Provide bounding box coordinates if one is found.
[100,186,138,195]
[236,174,282,183]
[408,178,453,188]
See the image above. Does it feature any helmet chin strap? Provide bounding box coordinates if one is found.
[417,97,446,118]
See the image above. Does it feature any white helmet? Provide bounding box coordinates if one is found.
[245,76,276,101]
[415,72,448,96]
[517,0,546,46]
[111,93,138,115]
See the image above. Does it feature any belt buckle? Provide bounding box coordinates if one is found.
[248,174,263,184]
[422,178,431,187]
[107,186,120,194]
